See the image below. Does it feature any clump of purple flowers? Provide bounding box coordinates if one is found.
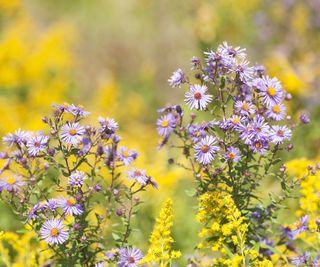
[156,42,311,263]
[0,103,157,266]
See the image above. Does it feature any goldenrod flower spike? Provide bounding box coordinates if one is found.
[141,198,181,266]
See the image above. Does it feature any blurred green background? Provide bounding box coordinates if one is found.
[0,0,320,265]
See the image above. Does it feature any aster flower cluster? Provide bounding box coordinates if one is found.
[158,43,312,266]
[0,103,157,266]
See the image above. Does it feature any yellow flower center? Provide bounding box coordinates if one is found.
[67,197,76,206]
[134,171,141,177]
[228,152,235,159]
[272,105,280,113]
[255,142,262,149]
[161,120,169,128]
[232,118,240,124]
[194,92,202,100]
[69,128,77,136]
[122,151,129,157]
[267,87,276,97]
[7,176,16,185]
[242,103,249,111]
[201,144,209,153]
[50,228,59,237]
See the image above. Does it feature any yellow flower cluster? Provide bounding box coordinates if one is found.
[0,231,52,266]
[196,190,273,266]
[286,158,320,244]
[141,198,181,266]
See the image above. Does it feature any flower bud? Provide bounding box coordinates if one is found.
[48,148,55,157]
[94,184,102,192]
[74,224,81,231]
[116,209,124,217]
[286,144,294,151]
[42,116,49,124]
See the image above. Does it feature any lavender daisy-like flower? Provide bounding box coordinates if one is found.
[251,115,270,141]
[217,42,247,59]
[40,219,69,245]
[44,198,59,212]
[26,133,49,156]
[228,115,246,130]
[68,170,87,187]
[118,247,143,267]
[266,103,286,121]
[234,100,255,116]
[291,215,309,239]
[194,136,220,165]
[67,104,90,118]
[168,68,185,88]
[231,59,254,82]
[256,76,284,105]
[313,255,320,267]
[156,114,176,137]
[291,252,309,266]
[250,139,269,154]
[98,117,118,138]
[3,129,31,147]
[60,122,85,145]
[0,175,25,192]
[126,168,148,185]
[185,84,213,110]
[26,202,45,223]
[188,124,206,143]
[58,197,83,216]
[78,137,91,156]
[117,146,139,166]
[269,125,292,144]
[224,147,241,162]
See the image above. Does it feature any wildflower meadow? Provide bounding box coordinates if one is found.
[0,1,320,267]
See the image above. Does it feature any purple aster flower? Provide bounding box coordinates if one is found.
[156,114,176,137]
[3,129,31,147]
[300,114,310,124]
[191,56,201,70]
[194,136,220,165]
[234,100,255,116]
[168,68,185,88]
[44,198,59,211]
[126,168,148,186]
[224,147,241,162]
[188,124,207,143]
[26,133,49,156]
[290,215,309,239]
[118,247,143,267]
[231,59,254,83]
[185,84,213,110]
[77,137,91,156]
[313,255,320,267]
[236,122,254,144]
[266,103,286,121]
[52,103,69,112]
[228,115,246,130]
[117,146,139,166]
[26,202,45,223]
[68,171,87,187]
[40,219,69,245]
[269,125,292,144]
[60,122,85,145]
[58,197,83,216]
[291,252,309,266]
[66,104,90,118]
[256,76,284,105]
[251,115,270,141]
[98,117,118,138]
[253,64,265,77]
[0,175,25,192]
[217,42,247,59]
[250,139,269,154]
